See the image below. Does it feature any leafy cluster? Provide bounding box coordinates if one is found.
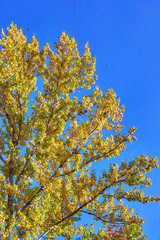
[0,23,159,239]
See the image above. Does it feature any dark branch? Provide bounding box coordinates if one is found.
[38,173,137,240]
[82,210,108,223]
[54,137,128,179]
[8,154,14,216]
[0,154,6,164]
[15,142,40,185]
[18,137,128,214]
[85,136,128,165]
[3,107,16,143]
[16,98,57,185]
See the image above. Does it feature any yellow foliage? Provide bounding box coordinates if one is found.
[0,23,159,239]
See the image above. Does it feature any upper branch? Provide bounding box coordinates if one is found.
[16,92,23,146]
[15,97,57,185]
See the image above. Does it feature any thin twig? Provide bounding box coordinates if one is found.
[82,210,108,222]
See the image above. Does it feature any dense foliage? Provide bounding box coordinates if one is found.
[0,23,159,239]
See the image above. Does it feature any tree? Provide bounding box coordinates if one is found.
[0,23,159,239]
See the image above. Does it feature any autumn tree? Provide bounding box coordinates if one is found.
[0,23,159,239]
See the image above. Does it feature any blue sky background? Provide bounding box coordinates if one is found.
[1,0,160,239]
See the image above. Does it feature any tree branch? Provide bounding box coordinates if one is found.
[3,107,16,144]
[8,154,14,216]
[0,154,6,164]
[16,97,57,185]
[16,92,23,146]
[15,142,40,185]
[82,210,108,223]
[16,135,128,220]
[54,137,128,179]
[38,173,137,239]
[15,118,128,229]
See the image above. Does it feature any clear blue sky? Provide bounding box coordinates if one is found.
[1,0,160,239]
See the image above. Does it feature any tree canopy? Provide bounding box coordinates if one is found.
[0,23,159,239]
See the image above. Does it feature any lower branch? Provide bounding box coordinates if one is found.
[38,171,138,239]
[38,179,124,239]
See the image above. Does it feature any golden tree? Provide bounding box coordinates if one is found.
[0,23,159,239]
